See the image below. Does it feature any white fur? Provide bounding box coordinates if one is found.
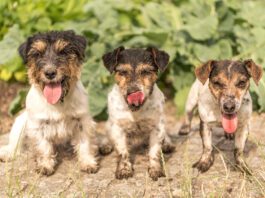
[0,81,97,174]
[107,84,168,178]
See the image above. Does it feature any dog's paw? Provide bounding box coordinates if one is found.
[115,161,133,179]
[36,165,55,176]
[148,165,165,181]
[99,143,113,155]
[193,154,214,173]
[162,141,175,154]
[0,146,13,162]
[36,157,56,176]
[80,163,99,174]
[225,133,235,140]
[179,124,191,135]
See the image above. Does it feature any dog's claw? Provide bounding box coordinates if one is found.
[115,166,133,179]
[36,166,55,176]
[162,142,175,154]
[225,133,235,140]
[115,160,133,179]
[179,124,191,135]
[81,164,99,174]
[193,154,214,173]
[148,166,165,181]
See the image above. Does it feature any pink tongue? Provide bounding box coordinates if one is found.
[127,91,145,106]
[222,114,238,134]
[43,83,62,105]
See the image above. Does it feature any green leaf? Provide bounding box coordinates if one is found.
[250,75,265,112]
[8,89,28,116]
[174,86,191,115]
[183,15,218,40]
[0,25,24,66]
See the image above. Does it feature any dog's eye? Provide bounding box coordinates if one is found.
[31,51,42,58]
[141,70,153,76]
[58,49,68,56]
[212,81,224,88]
[236,80,247,88]
[118,70,128,76]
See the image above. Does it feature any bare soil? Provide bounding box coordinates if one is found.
[0,82,265,197]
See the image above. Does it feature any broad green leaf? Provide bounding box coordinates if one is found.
[0,25,24,66]
[8,89,28,116]
[183,15,218,40]
[174,86,191,115]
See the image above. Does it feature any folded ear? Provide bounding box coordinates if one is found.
[102,46,125,73]
[18,41,28,64]
[73,34,87,61]
[195,60,214,85]
[244,59,263,85]
[146,47,169,72]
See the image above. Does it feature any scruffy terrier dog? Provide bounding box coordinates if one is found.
[102,46,175,181]
[179,60,263,174]
[0,30,98,175]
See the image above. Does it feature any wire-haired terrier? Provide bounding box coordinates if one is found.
[179,60,263,174]
[102,46,175,181]
[0,30,98,175]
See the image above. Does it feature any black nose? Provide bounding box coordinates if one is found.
[223,102,236,113]
[127,86,140,95]
[45,71,57,80]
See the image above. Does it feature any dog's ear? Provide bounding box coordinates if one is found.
[74,35,87,61]
[244,59,263,85]
[195,60,214,85]
[102,46,125,73]
[18,41,28,64]
[146,47,169,72]
[69,32,87,62]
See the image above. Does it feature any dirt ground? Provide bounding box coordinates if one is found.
[0,81,265,197]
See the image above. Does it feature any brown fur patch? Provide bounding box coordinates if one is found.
[54,39,69,52]
[29,40,47,54]
[209,68,250,102]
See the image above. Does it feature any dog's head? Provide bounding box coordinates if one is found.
[18,30,87,104]
[195,60,263,133]
[102,46,169,111]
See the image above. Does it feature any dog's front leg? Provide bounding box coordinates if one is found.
[193,120,214,172]
[35,138,56,176]
[73,118,98,174]
[234,123,251,175]
[148,124,165,181]
[109,122,133,179]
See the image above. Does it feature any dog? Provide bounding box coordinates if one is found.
[179,60,263,173]
[0,30,98,175]
[102,46,175,181]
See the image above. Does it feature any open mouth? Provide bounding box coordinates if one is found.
[221,113,238,134]
[126,91,145,111]
[43,82,63,105]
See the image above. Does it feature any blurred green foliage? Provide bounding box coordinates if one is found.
[1,0,265,117]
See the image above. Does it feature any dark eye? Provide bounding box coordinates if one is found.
[31,51,42,58]
[141,70,152,76]
[236,80,247,88]
[118,70,128,76]
[212,81,224,88]
[58,49,68,56]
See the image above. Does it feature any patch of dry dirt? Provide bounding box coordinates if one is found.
[0,91,265,197]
